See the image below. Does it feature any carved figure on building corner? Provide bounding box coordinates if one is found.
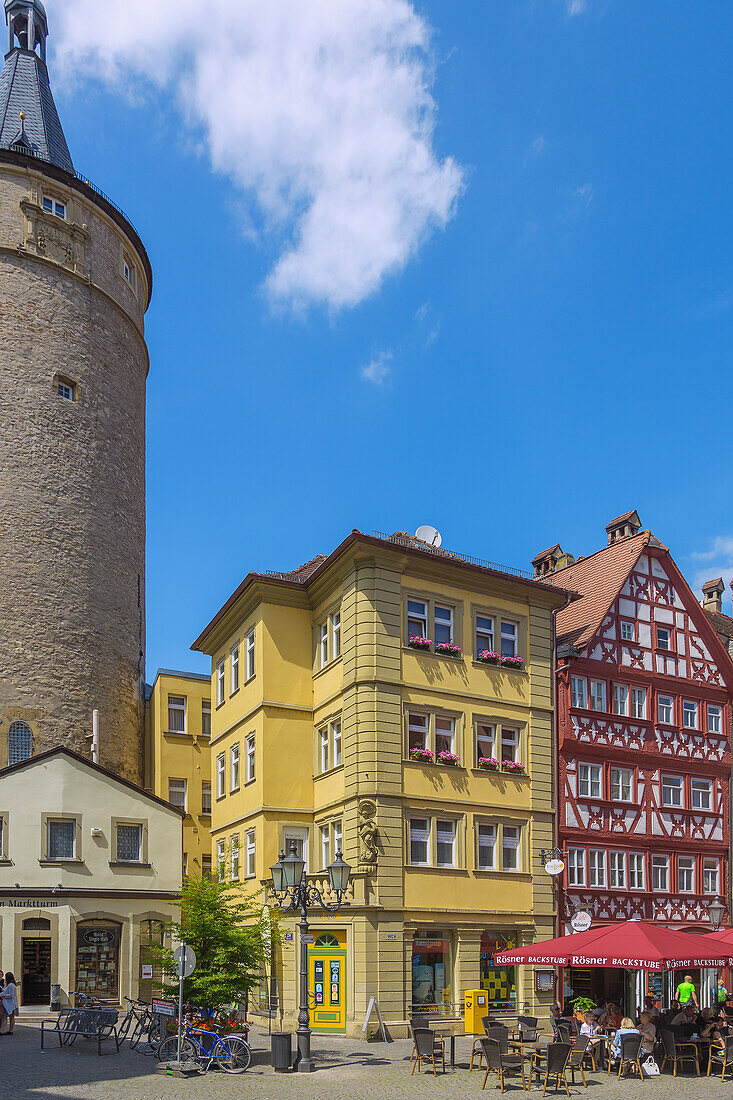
[358,799,379,870]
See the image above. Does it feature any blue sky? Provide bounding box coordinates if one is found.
[49,0,733,677]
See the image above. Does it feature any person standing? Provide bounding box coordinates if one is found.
[0,973,18,1035]
[717,977,729,1009]
[675,974,698,1009]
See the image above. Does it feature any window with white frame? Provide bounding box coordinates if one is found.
[436,820,456,867]
[246,829,256,877]
[620,620,635,642]
[502,825,521,871]
[652,854,669,891]
[231,645,239,692]
[434,605,454,645]
[703,858,719,895]
[202,701,211,737]
[283,828,309,872]
[571,677,588,709]
[407,599,428,639]
[661,774,683,807]
[47,819,76,860]
[168,695,186,733]
[435,717,455,756]
[578,763,602,799]
[246,734,255,782]
[168,778,187,811]
[333,819,343,857]
[476,723,495,764]
[476,823,496,870]
[678,856,695,893]
[657,694,673,725]
[691,778,712,810]
[320,824,331,870]
[201,781,212,816]
[500,727,519,764]
[683,700,698,729]
[407,712,429,753]
[333,721,342,767]
[319,622,329,668]
[610,767,633,803]
[332,612,341,659]
[628,852,645,890]
[410,818,430,865]
[590,680,607,712]
[320,727,329,773]
[57,379,75,401]
[613,684,629,716]
[42,195,66,219]
[217,839,226,879]
[245,630,255,680]
[708,705,722,734]
[568,848,585,887]
[216,754,225,799]
[588,849,606,887]
[500,621,518,657]
[230,743,240,791]
[631,687,647,720]
[656,626,671,651]
[476,614,495,656]
[116,823,142,862]
[609,851,626,888]
[217,659,225,705]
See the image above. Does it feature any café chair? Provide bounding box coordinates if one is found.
[481,1036,527,1093]
[659,1029,699,1077]
[567,1033,591,1086]
[611,1034,644,1081]
[536,1041,572,1097]
[409,1020,444,1066]
[411,1027,446,1076]
[707,1035,733,1080]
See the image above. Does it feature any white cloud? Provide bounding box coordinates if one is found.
[567,0,587,15]
[360,350,393,385]
[530,135,546,156]
[689,536,733,608]
[52,0,464,312]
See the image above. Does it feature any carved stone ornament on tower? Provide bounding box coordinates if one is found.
[358,799,379,872]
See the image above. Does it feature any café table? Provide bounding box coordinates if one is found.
[429,1020,471,1069]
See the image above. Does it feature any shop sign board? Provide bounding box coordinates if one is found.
[0,899,59,907]
[141,964,153,979]
[571,911,592,934]
[85,929,115,945]
[152,998,176,1018]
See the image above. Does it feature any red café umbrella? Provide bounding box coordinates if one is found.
[706,927,733,946]
[494,920,733,971]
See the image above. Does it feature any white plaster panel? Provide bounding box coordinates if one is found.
[567,775,577,796]
[673,589,684,609]
[638,623,651,647]
[638,603,651,622]
[634,815,647,833]
[565,804,578,828]
[666,657,675,676]
[651,816,663,836]
[637,555,650,574]
[656,655,664,674]
[590,645,603,661]
[619,598,636,617]
[651,560,668,579]
[621,649,632,666]
[675,612,685,628]
[701,642,713,659]
[677,634,686,655]
[577,806,590,827]
[712,821,723,841]
[643,652,653,671]
[602,621,616,639]
[621,581,632,596]
[654,607,674,623]
[678,660,687,678]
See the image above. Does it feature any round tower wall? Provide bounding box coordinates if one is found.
[0,158,150,783]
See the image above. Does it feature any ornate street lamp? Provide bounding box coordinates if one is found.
[705,897,726,932]
[270,843,352,1073]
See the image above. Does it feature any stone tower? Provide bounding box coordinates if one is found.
[0,0,152,782]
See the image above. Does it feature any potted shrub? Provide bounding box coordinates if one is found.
[408,634,432,651]
[502,761,526,774]
[477,650,502,666]
[435,641,462,658]
[572,996,597,1022]
[501,655,525,670]
[409,747,434,763]
[477,757,500,771]
[436,750,460,767]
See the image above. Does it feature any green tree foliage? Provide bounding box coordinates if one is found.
[148,875,275,1014]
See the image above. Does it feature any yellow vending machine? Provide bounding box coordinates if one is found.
[464,989,488,1034]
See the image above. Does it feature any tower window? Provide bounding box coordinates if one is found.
[58,380,75,401]
[42,196,66,220]
[122,252,137,291]
[8,721,33,765]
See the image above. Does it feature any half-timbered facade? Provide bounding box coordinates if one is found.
[534,514,733,950]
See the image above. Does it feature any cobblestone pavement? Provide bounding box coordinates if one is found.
[4,1023,730,1100]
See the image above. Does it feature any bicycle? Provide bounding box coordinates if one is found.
[61,994,117,1047]
[118,997,165,1049]
[157,1023,251,1073]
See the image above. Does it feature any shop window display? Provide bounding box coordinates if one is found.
[75,922,121,999]
[411,933,453,1017]
[481,932,517,1008]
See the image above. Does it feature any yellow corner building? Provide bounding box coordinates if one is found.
[145,670,212,880]
[191,530,568,1036]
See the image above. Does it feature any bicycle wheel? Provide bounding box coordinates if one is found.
[117,1013,134,1043]
[128,1017,145,1049]
[219,1036,252,1074]
[147,1015,165,1046]
[157,1036,197,1063]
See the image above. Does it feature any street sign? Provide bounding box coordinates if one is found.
[571,910,592,933]
[173,944,197,978]
[545,859,565,876]
[152,998,176,1018]
[301,934,314,945]
[384,933,398,941]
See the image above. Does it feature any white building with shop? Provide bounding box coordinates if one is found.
[0,749,183,1008]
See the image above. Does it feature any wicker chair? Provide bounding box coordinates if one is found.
[470,1017,497,1071]
[567,1033,591,1086]
[409,1021,445,1066]
[411,1027,446,1076]
[538,1041,572,1097]
[481,1036,527,1093]
[659,1028,699,1077]
[707,1035,733,1081]
[611,1034,643,1081]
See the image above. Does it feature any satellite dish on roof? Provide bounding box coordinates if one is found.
[415,525,442,548]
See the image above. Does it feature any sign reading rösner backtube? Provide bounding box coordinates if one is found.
[495,953,733,970]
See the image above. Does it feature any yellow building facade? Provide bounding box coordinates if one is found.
[192,531,567,1037]
[145,670,212,880]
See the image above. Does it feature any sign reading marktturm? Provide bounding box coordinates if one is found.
[0,900,60,907]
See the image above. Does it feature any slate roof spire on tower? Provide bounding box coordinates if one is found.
[0,0,73,172]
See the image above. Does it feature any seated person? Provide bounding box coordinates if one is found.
[643,996,661,1022]
[698,1009,722,1042]
[610,1017,640,1062]
[670,1004,696,1036]
[580,1011,607,1066]
[597,1002,619,1029]
[638,1012,657,1056]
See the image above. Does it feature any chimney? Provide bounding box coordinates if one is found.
[702,578,725,615]
[531,544,567,579]
[605,510,641,545]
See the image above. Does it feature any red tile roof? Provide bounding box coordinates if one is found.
[702,577,724,592]
[605,509,640,530]
[532,544,562,566]
[548,531,659,648]
[705,609,733,639]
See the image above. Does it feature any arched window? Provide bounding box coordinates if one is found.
[8,721,33,765]
[23,917,51,930]
[314,934,340,947]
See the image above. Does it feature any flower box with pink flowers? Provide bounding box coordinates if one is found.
[478,757,500,771]
[502,761,527,774]
[409,747,434,763]
[435,641,462,658]
[477,650,502,666]
[437,750,460,767]
[407,635,432,651]
[501,655,525,670]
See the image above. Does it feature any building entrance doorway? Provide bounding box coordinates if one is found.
[22,939,51,1004]
[308,932,347,1033]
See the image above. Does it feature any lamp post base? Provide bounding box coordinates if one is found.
[297,1059,316,1073]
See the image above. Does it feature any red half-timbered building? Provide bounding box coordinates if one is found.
[534,512,733,1007]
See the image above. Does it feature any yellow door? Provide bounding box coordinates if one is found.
[308,932,347,1033]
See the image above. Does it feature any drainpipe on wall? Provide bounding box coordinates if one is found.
[92,709,99,764]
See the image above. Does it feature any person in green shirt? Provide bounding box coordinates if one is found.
[717,978,729,1006]
[676,975,698,1008]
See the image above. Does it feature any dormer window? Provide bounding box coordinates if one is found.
[42,196,66,220]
